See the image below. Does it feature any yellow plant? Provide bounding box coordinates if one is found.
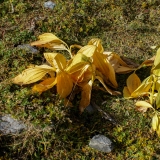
[13,33,122,112]
[123,47,160,136]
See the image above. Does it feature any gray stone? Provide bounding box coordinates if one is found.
[17,44,38,54]
[89,134,114,153]
[44,1,56,9]
[0,114,26,135]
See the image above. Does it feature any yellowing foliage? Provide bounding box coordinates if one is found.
[13,33,160,136]
[122,47,160,137]
[13,33,121,112]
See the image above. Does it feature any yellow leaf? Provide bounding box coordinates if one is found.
[31,33,64,46]
[131,75,153,98]
[151,48,160,76]
[79,80,93,113]
[70,71,84,83]
[66,53,91,74]
[88,39,117,88]
[44,53,67,71]
[108,56,119,71]
[70,65,92,84]
[57,71,73,98]
[152,114,159,131]
[77,45,96,57]
[135,101,153,113]
[50,43,67,50]
[88,38,104,53]
[104,52,129,67]
[154,47,160,68]
[156,116,160,137]
[13,65,54,85]
[68,63,89,75]
[156,87,160,109]
[104,52,137,74]
[93,52,118,88]
[83,65,94,82]
[35,64,56,71]
[96,76,121,95]
[123,86,131,98]
[36,43,67,51]
[155,79,160,91]
[127,73,141,94]
[32,77,57,94]
[156,124,160,137]
[31,33,71,56]
[153,68,160,77]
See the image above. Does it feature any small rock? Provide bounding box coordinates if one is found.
[89,134,114,153]
[17,44,38,54]
[44,1,56,9]
[0,114,26,135]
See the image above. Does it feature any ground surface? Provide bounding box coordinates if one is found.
[0,0,160,159]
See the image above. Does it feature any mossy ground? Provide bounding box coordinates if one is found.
[0,0,160,159]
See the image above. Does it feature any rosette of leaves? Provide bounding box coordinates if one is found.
[13,33,120,112]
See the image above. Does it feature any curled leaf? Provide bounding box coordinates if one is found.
[135,101,153,113]
[31,33,65,47]
[30,33,72,56]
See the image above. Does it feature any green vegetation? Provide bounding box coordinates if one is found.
[0,0,160,159]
